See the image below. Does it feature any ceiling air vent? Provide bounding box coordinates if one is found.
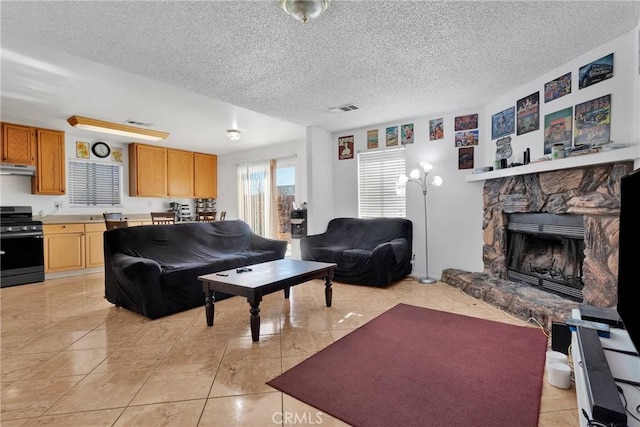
[124,119,153,127]
[328,103,361,113]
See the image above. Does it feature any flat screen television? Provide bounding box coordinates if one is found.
[617,167,640,355]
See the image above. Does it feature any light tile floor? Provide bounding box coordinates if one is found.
[0,273,579,426]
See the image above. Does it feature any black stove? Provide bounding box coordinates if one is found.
[0,206,45,287]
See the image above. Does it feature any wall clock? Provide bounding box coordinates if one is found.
[91,141,111,158]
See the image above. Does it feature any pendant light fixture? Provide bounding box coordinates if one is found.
[280,0,330,23]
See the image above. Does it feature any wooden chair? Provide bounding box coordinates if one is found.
[105,220,129,230]
[219,211,226,221]
[151,212,176,225]
[197,211,217,222]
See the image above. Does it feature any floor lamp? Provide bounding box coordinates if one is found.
[398,162,443,284]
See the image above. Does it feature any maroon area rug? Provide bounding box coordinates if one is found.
[268,303,548,427]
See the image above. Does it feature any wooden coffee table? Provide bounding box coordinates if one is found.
[199,259,336,341]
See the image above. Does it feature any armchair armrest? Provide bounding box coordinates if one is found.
[249,234,288,258]
[372,238,410,265]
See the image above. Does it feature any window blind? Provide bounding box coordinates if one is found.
[358,148,406,218]
[68,160,123,207]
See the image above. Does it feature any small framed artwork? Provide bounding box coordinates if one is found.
[491,107,515,140]
[574,94,611,146]
[544,72,571,102]
[386,126,398,146]
[458,147,474,169]
[429,118,444,140]
[454,130,478,147]
[543,107,573,155]
[338,135,354,160]
[111,147,123,163]
[401,123,414,144]
[454,114,478,131]
[367,129,379,149]
[76,141,90,159]
[578,53,613,89]
[516,92,540,135]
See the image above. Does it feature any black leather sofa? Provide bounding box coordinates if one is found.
[104,220,287,319]
[300,217,412,286]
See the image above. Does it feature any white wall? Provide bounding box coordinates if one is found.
[305,127,334,236]
[0,128,194,217]
[481,28,640,167]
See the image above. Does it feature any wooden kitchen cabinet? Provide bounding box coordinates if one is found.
[129,143,168,197]
[1,122,36,165]
[32,129,66,195]
[43,224,85,272]
[129,143,217,199]
[194,152,217,198]
[167,149,194,197]
[84,223,107,268]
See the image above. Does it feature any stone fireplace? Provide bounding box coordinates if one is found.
[506,212,585,301]
[482,161,633,307]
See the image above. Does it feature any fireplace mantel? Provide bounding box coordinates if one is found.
[466,146,638,182]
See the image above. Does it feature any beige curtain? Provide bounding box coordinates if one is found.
[237,160,277,238]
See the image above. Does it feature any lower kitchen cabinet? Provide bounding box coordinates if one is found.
[44,223,111,272]
[43,224,85,272]
[84,223,107,268]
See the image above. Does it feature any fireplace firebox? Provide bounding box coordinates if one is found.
[506,213,585,301]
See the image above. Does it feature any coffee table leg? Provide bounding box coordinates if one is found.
[205,289,215,327]
[249,302,261,342]
[284,287,290,299]
[324,276,332,307]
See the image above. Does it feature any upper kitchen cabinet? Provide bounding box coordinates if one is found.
[32,129,66,195]
[167,148,194,197]
[1,122,36,165]
[194,152,217,198]
[129,143,168,197]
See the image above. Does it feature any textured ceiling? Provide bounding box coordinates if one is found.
[1,1,638,154]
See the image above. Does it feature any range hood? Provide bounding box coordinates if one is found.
[0,163,36,176]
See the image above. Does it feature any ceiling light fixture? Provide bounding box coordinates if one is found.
[280,0,330,23]
[66,115,169,141]
[227,129,241,141]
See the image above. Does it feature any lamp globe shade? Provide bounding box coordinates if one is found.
[409,169,421,179]
[432,176,443,186]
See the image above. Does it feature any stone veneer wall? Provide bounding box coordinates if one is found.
[482,161,633,307]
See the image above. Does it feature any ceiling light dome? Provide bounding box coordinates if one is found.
[280,0,330,24]
[227,129,241,141]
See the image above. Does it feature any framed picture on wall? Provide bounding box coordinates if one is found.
[491,107,515,140]
[574,94,611,146]
[76,141,89,159]
[516,91,540,135]
[458,147,474,169]
[454,130,478,147]
[338,135,354,160]
[578,53,613,89]
[543,107,573,155]
[367,129,379,149]
[544,72,571,102]
[429,118,444,140]
[454,114,478,131]
[386,126,398,146]
[401,123,414,144]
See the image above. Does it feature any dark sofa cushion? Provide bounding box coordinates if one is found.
[301,218,412,287]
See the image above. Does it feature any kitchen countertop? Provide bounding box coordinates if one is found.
[38,214,155,224]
